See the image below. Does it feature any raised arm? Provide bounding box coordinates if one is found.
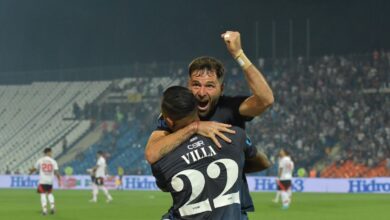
[145,121,235,164]
[221,31,274,117]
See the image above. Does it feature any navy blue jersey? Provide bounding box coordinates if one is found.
[152,127,257,220]
[155,95,255,212]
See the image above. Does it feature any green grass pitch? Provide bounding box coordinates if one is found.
[0,189,388,220]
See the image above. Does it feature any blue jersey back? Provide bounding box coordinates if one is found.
[152,127,252,220]
[155,95,255,212]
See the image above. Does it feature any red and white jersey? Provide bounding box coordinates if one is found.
[278,156,294,180]
[95,156,107,178]
[35,156,59,185]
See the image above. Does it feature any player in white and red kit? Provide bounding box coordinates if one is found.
[276,149,294,209]
[90,151,113,203]
[29,148,61,215]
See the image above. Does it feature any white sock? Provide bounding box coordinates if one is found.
[92,184,99,201]
[274,191,281,202]
[288,189,292,201]
[48,193,55,209]
[100,186,112,200]
[40,194,47,212]
[281,191,290,207]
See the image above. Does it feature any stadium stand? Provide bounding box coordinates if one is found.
[61,77,177,175]
[0,81,111,174]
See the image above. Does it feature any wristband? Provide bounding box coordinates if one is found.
[234,49,252,70]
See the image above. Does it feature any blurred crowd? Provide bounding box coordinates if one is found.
[242,51,390,175]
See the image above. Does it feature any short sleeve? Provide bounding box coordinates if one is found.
[279,159,285,169]
[243,135,257,159]
[151,163,168,191]
[97,158,104,166]
[233,127,257,159]
[53,160,59,171]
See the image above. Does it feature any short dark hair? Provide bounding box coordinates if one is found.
[282,149,290,156]
[162,86,198,121]
[97,151,104,155]
[188,56,225,82]
[43,148,52,154]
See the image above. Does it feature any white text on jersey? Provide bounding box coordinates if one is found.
[187,140,205,150]
[181,146,217,165]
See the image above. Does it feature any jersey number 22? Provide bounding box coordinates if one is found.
[171,159,240,217]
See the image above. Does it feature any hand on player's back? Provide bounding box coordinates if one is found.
[196,121,236,148]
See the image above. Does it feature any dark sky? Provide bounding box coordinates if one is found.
[0,0,389,72]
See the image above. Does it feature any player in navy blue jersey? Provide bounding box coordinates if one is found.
[145,31,273,219]
[152,86,260,220]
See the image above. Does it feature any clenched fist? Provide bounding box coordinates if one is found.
[221,31,242,58]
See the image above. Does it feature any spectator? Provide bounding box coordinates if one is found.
[73,102,81,120]
[5,166,11,175]
[62,137,68,153]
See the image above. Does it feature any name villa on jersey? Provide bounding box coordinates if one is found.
[181,138,217,165]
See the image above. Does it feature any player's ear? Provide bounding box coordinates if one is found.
[165,117,175,129]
